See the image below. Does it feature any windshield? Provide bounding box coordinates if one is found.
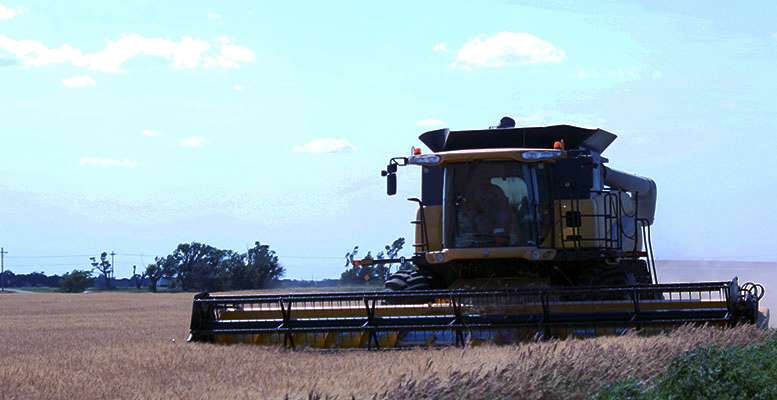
[444,161,536,248]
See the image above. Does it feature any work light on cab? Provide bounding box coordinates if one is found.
[521,150,561,160]
[408,154,441,166]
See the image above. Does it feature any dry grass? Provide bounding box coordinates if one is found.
[0,292,770,399]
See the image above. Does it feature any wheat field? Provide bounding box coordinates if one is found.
[0,291,770,399]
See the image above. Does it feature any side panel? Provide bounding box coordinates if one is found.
[418,165,444,252]
[416,206,443,251]
[549,199,600,249]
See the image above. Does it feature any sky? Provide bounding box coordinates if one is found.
[1,1,776,279]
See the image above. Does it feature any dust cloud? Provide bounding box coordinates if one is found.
[658,260,776,326]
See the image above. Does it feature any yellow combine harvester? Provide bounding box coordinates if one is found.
[189,117,768,348]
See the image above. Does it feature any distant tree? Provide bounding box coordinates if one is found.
[158,255,177,288]
[162,243,224,291]
[237,242,284,289]
[27,272,57,287]
[0,270,14,289]
[59,269,95,293]
[344,246,360,269]
[0,270,60,288]
[341,238,404,283]
[341,246,371,283]
[150,241,285,291]
[145,261,165,292]
[131,265,145,289]
[90,252,113,290]
[217,250,244,290]
[376,238,405,281]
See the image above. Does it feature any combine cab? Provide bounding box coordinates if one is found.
[189,117,768,348]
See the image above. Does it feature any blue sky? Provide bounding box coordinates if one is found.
[1,1,776,279]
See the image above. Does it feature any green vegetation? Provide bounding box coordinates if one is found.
[144,262,164,292]
[149,241,284,292]
[59,269,95,293]
[595,333,777,400]
[3,241,286,293]
[89,252,114,289]
[0,271,61,287]
[341,237,405,283]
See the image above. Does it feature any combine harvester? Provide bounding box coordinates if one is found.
[189,117,768,349]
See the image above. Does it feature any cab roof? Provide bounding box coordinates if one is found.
[419,124,617,154]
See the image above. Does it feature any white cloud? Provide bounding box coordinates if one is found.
[141,129,160,137]
[207,11,222,20]
[61,75,95,88]
[204,36,256,69]
[293,138,355,154]
[0,4,24,20]
[179,136,206,148]
[416,118,446,127]
[772,32,777,42]
[80,157,138,168]
[0,33,254,73]
[451,32,565,70]
[432,42,448,53]
[233,84,244,91]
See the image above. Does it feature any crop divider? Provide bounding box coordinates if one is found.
[279,299,294,349]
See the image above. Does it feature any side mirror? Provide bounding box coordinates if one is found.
[387,173,397,196]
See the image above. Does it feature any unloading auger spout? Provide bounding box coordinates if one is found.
[603,166,657,225]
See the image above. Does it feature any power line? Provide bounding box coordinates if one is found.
[110,251,115,280]
[5,253,347,260]
[115,253,345,260]
[3,263,91,267]
[5,254,96,259]
[2,250,354,274]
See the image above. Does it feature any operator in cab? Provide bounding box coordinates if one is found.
[458,168,512,246]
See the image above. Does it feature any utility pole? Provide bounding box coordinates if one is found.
[1,247,7,293]
[110,251,116,280]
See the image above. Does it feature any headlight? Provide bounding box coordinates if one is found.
[521,150,561,160]
[409,154,442,166]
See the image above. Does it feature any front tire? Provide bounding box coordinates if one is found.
[384,270,433,291]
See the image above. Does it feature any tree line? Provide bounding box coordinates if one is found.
[2,237,408,293]
[0,271,61,288]
[5,241,285,293]
[142,241,284,292]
